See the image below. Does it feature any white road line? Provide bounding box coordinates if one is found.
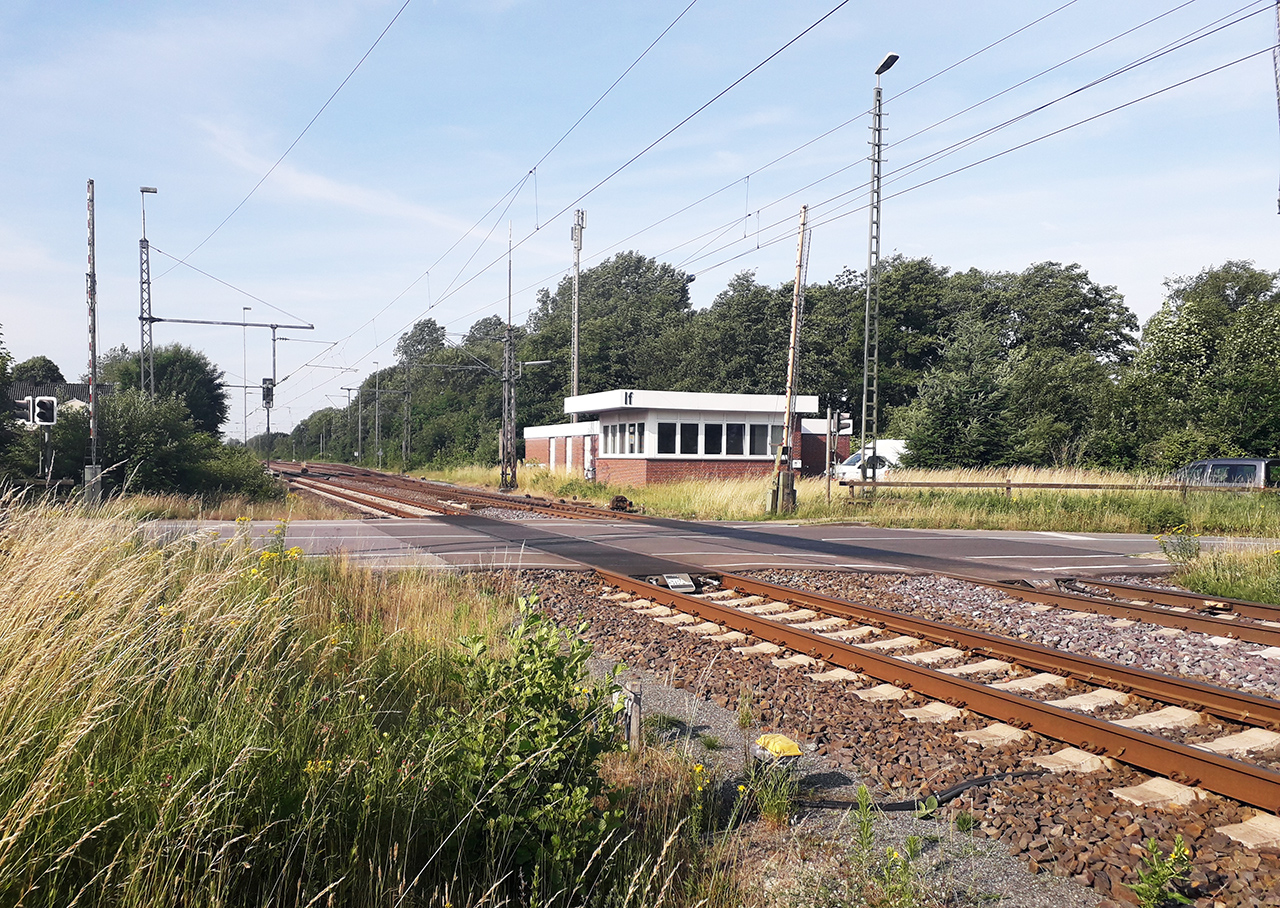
[819,535,958,542]
[1034,531,1094,540]
[1031,564,1138,572]
[966,554,1130,560]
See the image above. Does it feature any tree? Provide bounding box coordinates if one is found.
[524,251,694,402]
[395,318,448,364]
[1124,261,1280,460]
[895,317,1017,467]
[10,355,65,385]
[104,344,230,435]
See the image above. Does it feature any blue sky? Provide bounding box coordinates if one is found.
[2,0,1278,438]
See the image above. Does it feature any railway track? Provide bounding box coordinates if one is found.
[267,462,1280,896]
[282,462,1280,648]
[277,462,645,520]
[591,569,1280,817]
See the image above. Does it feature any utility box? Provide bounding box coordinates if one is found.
[767,471,797,514]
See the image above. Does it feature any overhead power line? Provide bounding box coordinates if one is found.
[689,42,1280,280]
[162,0,416,274]
[276,0,1086,409]
[150,245,312,325]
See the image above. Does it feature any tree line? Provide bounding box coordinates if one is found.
[3,251,1276,496]
[285,252,1279,473]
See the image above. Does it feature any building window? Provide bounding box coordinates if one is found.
[680,423,699,455]
[636,423,645,453]
[770,424,785,452]
[749,424,770,455]
[657,422,677,454]
[726,423,745,455]
[627,423,637,454]
[705,423,722,455]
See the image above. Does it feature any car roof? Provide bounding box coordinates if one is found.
[1187,458,1277,464]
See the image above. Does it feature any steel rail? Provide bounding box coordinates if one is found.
[289,476,466,517]
[949,575,1280,647]
[1065,578,1280,624]
[715,572,1280,729]
[297,464,647,521]
[597,569,1280,812]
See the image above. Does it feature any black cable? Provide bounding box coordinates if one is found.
[162,0,416,274]
[801,769,1048,813]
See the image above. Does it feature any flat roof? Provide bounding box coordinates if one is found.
[523,421,600,439]
[564,389,818,416]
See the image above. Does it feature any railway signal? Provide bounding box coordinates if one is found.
[10,396,33,425]
[33,396,57,426]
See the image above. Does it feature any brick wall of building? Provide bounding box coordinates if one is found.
[595,458,777,485]
[525,438,550,465]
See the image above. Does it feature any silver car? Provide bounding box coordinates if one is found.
[1174,458,1280,488]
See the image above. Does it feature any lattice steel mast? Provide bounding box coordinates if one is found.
[858,53,898,483]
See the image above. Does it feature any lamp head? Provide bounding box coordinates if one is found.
[140,186,157,194]
[874,53,899,76]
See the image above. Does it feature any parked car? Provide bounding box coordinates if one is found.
[1173,458,1280,489]
[834,439,907,484]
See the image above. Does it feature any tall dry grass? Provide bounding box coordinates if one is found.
[1173,544,1280,605]
[0,499,722,907]
[111,490,353,521]
[472,464,1280,535]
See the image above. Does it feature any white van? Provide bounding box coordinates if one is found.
[834,439,907,484]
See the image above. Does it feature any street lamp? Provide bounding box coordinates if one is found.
[858,52,898,486]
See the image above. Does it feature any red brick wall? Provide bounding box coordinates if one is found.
[595,458,777,486]
[526,438,550,465]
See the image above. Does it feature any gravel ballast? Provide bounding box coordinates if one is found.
[528,568,1280,908]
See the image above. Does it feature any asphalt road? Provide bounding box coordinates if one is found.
[149,514,1175,580]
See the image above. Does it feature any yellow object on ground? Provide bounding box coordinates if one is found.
[755,733,803,758]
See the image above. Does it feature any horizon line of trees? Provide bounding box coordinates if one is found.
[4,250,1277,495]
[278,252,1279,474]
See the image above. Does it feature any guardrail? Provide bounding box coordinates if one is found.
[839,479,1273,497]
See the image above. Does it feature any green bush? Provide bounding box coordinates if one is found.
[0,523,628,907]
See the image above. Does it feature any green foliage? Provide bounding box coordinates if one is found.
[1154,524,1202,562]
[1129,835,1193,908]
[744,759,798,828]
[9,354,65,384]
[1172,547,1280,606]
[0,518,643,908]
[455,606,625,883]
[736,686,754,729]
[105,343,230,434]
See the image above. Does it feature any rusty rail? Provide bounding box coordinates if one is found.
[290,476,465,518]
[1065,578,1280,624]
[953,575,1280,647]
[717,572,1280,729]
[598,569,1280,812]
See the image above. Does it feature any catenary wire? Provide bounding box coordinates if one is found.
[271,0,1093,410]
[272,2,1259,416]
[161,0,416,276]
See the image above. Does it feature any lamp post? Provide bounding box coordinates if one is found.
[858,52,898,486]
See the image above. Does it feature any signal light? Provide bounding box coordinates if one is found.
[262,378,275,409]
[33,397,57,426]
[10,396,33,424]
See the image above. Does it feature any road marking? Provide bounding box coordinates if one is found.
[1031,564,1138,572]
[966,554,1130,560]
[819,535,959,542]
[1035,531,1094,540]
